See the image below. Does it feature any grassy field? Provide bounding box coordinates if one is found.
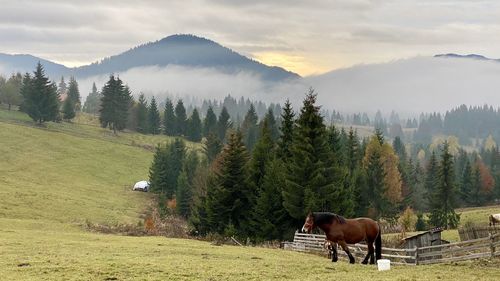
[1,108,500,280]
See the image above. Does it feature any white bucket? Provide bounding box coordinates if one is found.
[377,259,391,271]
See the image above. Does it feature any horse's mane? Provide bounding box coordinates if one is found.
[313,212,346,225]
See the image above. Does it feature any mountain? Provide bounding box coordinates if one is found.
[434,53,500,62]
[0,34,299,82]
[0,53,69,78]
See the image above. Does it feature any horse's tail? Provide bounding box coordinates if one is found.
[375,223,382,260]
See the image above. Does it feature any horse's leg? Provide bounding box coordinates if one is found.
[338,240,355,264]
[368,242,375,264]
[361,241,372,265]
[331,243,338,262]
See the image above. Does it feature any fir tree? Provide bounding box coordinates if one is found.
[263,108,280,142]
[163,99,176,136]
[83,82,101,115]
[429,141,460,229]
[148,96,161,134]
[241,104,259,151]
[57,76,67,97]
[277,99,295,160]
[20,62,60,124]
[136,93,148,133]
[248,118,274,190]
[187,108,202,142]
[217,106,231,142]
[204,133,223,164]
[67,76,81,111]
[364,140,389,219]
[175,100,187,136]
[176,170,192,218]
[149,144,170,194]
[203,106,217,137]
[460,159,473,205]
[62,95,76,120]
[425,151,438,206]
[99,75,131,133]
[283,90,351,224]
[205,131,251,236]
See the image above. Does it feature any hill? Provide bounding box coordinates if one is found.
[0,34,299,82]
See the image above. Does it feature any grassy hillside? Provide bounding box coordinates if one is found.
[1,108,500,280]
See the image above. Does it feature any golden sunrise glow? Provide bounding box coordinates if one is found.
[252,52,330,76]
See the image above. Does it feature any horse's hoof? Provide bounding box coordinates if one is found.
[332,258,338,262]
[349,260,355,264]
[361,260,368,265]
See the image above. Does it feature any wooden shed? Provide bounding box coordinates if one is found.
[401,228,447,249]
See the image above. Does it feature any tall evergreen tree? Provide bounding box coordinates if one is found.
[460,159,473,205]
[20,62,60,124]
[148,96,161,134]
[241,104,259,151]
[187,108,202,142]
[163,99,176,136]
[67,76,81,111]
[99,75,131,133]
[83,82,101,115]
[176,170,191,218]
[57,76,67,97]
[429,141,460,229]
[425,151,438,206]
[248,119,274,191]
[203,106,217,137]
[175,100,187,136]
[277,99,295,160]
[263,108,280,142]
[204,133,223,164]
[283,90,351,224]
[136,93,148,133]
[62,95,76,120]
[205,131,251,236]
[217,106,231,142]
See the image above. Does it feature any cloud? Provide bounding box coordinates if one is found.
[2,1,500,75]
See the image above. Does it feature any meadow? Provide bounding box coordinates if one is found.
[1,108,500,280]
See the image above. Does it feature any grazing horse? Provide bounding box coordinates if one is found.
[490,214,500,227]
[302,212,382,264]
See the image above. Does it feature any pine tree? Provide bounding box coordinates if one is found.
[67,76,81,111]
[57,76,67,97]
[277,99,295,160]
[217,106,231,142]
[263,108,280,142]
[175,100,187,136]
[187,108,202,142]
[363,139,389,219]
[241,104,259,151]
[425,151,438,207]
[163,99,176,136]
[83,82,101,115]
[429,141,460,229]
[283,90,351,224]
[176,170,191,218]
[205,131,251,236]
[148,96,161,134]
[203,106,217,137]
[460,159,473,205]
[99,75,131,133]
[62,95,76,120]
[20,62,60,124]
[252,158,291,241]
[204,133,222,164]
[149,144,170,194]
[136,93,148,133]
[248,118,274,190]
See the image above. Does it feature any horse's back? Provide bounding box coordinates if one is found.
[341,217,379,243]
[492,214,500,221]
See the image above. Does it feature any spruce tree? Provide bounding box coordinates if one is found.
[203,106,217,137]
[460,159,473,205]
[204,133,222,164]
[175,100,187,136]
[148,96,161,134]
[429,141,460,229]
[57,76,67,97]
[263,108,280,142]
[163,99,176,136]
[149,144,170,194]
[283,90,350,223]
[205,131,251,236]
[176,170,191,218]
[277,99,294,160]
[241,104,259,151]
[62,95,76,120]
[217,106,231,142]
[67,76,81,111]
[83,82,101,115]
[248,118,274,190]
[136,93,148,133]
[99,75,131,133]
[187,108,202,142]
[425,151,438,206]
[20,62,60,124]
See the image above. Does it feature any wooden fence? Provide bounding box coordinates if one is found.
[286,232,500,265]
[458,225,499,241]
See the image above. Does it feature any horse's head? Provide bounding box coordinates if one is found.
[301,211,315,233]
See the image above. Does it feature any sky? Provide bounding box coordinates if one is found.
[1,0,500,76]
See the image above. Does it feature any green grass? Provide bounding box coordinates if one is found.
[1,109,500,280]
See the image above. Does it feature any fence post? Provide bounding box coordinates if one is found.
[414,246,419,265]
[490,232,495,258]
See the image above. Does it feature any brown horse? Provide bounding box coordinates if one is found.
[302,212,382,264]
